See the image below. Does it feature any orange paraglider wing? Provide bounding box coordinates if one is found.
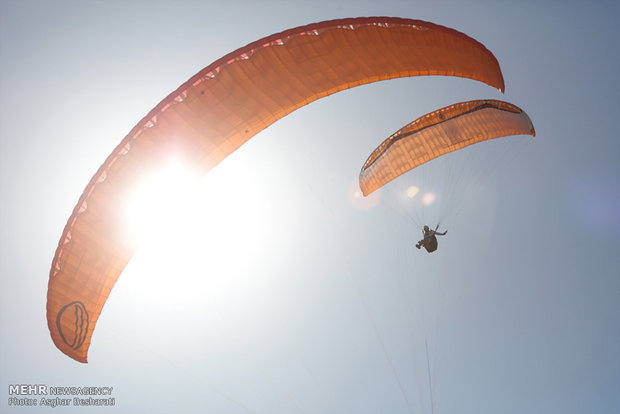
[47,17,505,362]
[359,99,535,196]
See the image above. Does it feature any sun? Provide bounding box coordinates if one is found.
[125,161,199,248]
[124,156,279,271]
[119,154,294,320]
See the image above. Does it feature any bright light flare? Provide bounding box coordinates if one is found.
[121,155,292,321]
[348,180,381,210]
[407,185,419,198]
[422,192,436,206]
[124,159,276,270]
[125,162,200,247]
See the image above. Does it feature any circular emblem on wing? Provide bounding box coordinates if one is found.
[56,301,89,350]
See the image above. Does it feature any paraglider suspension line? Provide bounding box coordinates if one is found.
[426,337,435,414]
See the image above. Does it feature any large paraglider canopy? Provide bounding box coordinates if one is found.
[47,17,505,362]
[359,99,535,197]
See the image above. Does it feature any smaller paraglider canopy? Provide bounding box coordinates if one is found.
[359,99,535,196]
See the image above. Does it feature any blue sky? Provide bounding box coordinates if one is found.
[1,1,619,413]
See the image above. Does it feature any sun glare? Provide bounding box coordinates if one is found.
[121,155,292,323]
[124,159,278,269]
[125,162,199,247]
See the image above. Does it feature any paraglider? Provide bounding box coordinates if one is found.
[47,17,506,362]
[416,225,448,253]
[359,99,535,254]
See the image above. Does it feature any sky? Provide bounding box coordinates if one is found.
[1,1,619,413]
